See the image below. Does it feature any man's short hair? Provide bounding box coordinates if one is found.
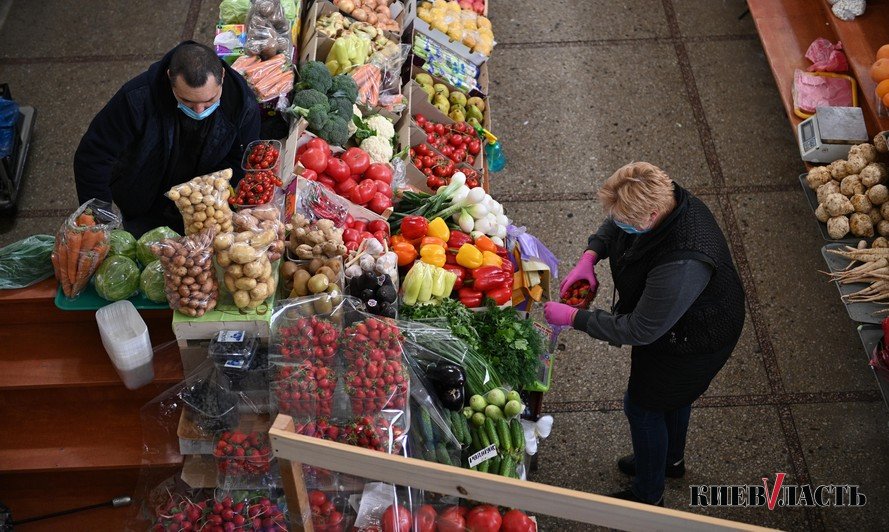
[168,43,224,88]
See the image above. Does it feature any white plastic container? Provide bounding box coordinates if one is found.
[96,300,155,389]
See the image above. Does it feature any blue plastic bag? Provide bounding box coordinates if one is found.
[0,97,18,158]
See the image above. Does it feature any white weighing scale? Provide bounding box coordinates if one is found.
[798,106,868,163]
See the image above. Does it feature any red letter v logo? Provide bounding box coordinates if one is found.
[763,473,787,510]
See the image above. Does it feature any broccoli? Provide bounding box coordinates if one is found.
[291,89,330,111]
[328,74,359,104]
[328,96,353,121]
[317,116,350,147]
[296,61,333,93]
[288,104,331,131]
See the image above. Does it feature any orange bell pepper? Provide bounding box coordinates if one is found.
[393,241,418,266]
[475,235,497,253]
[420,236,447,247]
[481,250,503,268]
[420,244,447,268]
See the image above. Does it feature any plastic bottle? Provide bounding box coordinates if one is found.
[481,130,506,172]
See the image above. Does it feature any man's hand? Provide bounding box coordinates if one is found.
[559,251,599,299]
[544,302,579,328]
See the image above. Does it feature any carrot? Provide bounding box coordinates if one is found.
[71,251,97,296]
[65,230,82,286]
[75,211,96,227]
[79,228,105,254]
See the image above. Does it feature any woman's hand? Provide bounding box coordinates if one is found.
[544,302,579,328]
[559,251,598,299]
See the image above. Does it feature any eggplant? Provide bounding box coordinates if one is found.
[427,362,466,410]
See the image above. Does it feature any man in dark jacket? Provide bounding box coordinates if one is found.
[544,162,745,507]
[74,41,260,236]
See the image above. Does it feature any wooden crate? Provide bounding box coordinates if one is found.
[270,415,774,532]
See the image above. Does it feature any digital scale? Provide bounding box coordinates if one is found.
[797,106,868,163]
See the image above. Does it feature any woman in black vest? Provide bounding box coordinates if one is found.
[543,162,745,506]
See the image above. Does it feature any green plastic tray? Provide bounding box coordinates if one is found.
[54,283,170,311]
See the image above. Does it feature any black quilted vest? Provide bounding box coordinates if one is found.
[609,185,745,409]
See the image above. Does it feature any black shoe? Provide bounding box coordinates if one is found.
[617,454,685,478]
[609,489,665,507]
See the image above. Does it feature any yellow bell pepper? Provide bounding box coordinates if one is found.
[481,250,503,268]
[456,243,483,269]
[420,244,447,268]
[427,217,450,242]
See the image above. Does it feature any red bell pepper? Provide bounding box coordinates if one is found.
[486,285,512,305]
[474,269,512,292]
[472,266,502,280]
[447,230,473,249]
[458,287,483,308]
[443,264,467,290]
[445,250,458,265]
[401,216,429,240]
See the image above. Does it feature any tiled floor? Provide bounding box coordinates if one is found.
[1,0,887,530]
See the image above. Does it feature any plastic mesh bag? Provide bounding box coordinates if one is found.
[0,234,55,289]
[52,199,121,299]
[166,169,235,236]
[152,228,219,317]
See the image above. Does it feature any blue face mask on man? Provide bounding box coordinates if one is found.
[614,219,652,235]
[177,100,220,120]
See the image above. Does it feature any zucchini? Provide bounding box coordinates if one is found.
[420,408,435,444]
[497,419,512,453]
[500,455,515,477]
[484,418,500,450]
[510,418,525,454]
[436,443,453,466]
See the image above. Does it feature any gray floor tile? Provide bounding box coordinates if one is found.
[488,43,711,198]
[0,0,189,58]
[731,192,875,393]
[0,216,65,247]
[194,1,223,48]
[686,39,804,186]
[530,406,807,529]
[672,0,756,37]
[792,402,889,530]
[489,0,668,44]
[0,60,154,213]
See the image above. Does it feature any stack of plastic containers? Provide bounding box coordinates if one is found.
[95,300,155,390]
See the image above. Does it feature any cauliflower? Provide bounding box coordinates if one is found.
[360,135,394,163]
[366,115,395,140]
[347,104,362,137]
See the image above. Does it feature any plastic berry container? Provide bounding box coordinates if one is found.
[209,330,259,362]
[214,429,273,488]
[241,139,283,175]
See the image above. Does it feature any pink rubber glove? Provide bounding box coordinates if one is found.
[559,251,598,299]
[544,302,578,328]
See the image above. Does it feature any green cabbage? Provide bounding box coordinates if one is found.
[108,230,137,262]
[219,0,250,24]
[94,256,140,301]
[136,226,180,266]
[140,260,167,303]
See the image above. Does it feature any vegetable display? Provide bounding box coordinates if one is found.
[287,62,359,146]
[214,228,279,310]
[298,141,394,214]
[288,213,348,259]
[136,226,180,267]
[417,0,495,56]
[333,0,400,33]
[463,388,525,477]
[232,54,295,102]
[140,260,169,303]
[108,229,137,263]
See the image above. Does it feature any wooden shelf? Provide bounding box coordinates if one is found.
[0,386,183,473]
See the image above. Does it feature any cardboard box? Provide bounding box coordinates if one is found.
[302,0,415,48]
[413,17,490,67]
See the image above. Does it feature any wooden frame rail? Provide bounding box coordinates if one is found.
[270,415,775,532]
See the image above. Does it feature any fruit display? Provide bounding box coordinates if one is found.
[167,169,235,236]
[417,0,494,56]
[414,72,485,124]
[272,358,338,418]
[274,315,341,363]
[308,490,346,532]
[295,415,405,454]
[413,33,481,92]
[179,373,239,434]
[341,317,408,415]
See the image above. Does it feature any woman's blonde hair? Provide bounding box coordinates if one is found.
[598,162,675,226]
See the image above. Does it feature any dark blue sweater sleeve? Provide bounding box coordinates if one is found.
[572,259,713,346]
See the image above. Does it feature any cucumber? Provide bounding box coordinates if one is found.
[510,418,525,454]
[490,456,501,475]
[484,417,500,450]
[500,455,515,477]
[436,443,453,466]
[423,449,436,462]
[460,414,473,446]
[450,411,464,444]
[497,419,512,453]
[478,426,491,449]
[478,459,490,473]
[420,408,435,444]
[470,425,482,451]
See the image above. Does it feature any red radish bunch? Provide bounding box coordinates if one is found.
[342,214,390,252]
[245,497,287,531]
[245,141,281,172]
[151,495,204,532]
[231,170,282,206]
[344,358,408,415]
[414,115,482,166]
[152,494,286,532]
[341,317,403,365]
[457,0,486,15]
[214,430,271,478]
[273,360,337,418]
[276,316,339,362]
[196,497,247,532]
[309,491,344,532]
[297,138,394,215]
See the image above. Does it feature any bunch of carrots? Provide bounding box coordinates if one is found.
[52,210,110,298]
[232,54,294,102]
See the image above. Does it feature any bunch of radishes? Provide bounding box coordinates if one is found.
[295,416,405,453]
[214,430,272,478]
[298,138,394,215]
[152,494,287,532]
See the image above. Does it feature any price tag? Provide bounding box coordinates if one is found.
[223,358,247,369]
[217,330,245,343]
[468,444,498,468]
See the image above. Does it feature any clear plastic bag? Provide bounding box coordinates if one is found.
[245,0,291,58]
[153,228,219,317]
[166,169,235,236]
[288,212,348,260]
[214,227,279,310]
[232,202,285,262]
[368,43,411,113]
[92,254,141,301]
[0,234,55,289]
[52,199,121,299]
[294,178,350,226]
[280,257,345,300]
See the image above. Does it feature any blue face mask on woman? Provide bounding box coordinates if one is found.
[178,100,220,120]
[614,219,651,235]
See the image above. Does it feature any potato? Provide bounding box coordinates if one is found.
[827,216,850,239]
[815,203,831,223]
[316,266,338,283]
[281,261,298,279]
[874,236,889,247]
[235,276,258,291]
[849,143,878,164]
[243,261,264,278]
[825,193,854,217]
[861,163,888,188]
[851,194,872,213]
[816,181,841,204]
[230,242,259,264]
[805,166,832,190]
[250,283,269,301]
[840,174,864,196]
[216,250,231,267]
[867,184,889,206]
[850,213,875,237]
[233,290,250,308]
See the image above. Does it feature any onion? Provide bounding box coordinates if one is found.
[473,217,492,234]
[468,203,488,219]
[352,7,369,21]
[337,0,356,14]
[490,236,504,247]
[458,210,475,233]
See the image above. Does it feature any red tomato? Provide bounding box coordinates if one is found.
[437,507,466,532]
[326,158,351,183]
[501,509,537,532]
[466,505,501,532]
[415,113,427,126]
[300,148,328,174]
[368,192,393,214]
[342,228,360,243]
[308,491,327,508]
[367,220,389,234]
[306,137,331,157]
[374,179,391,195]
[300,168,318,181]
[414,504,437,532]
[318,175,337,190]
[434,123,446,136]
[352,220,367,232]
[365,162,393,184]
[335,177,358,196]
[342,147,371,175]
[381,504,411,532]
